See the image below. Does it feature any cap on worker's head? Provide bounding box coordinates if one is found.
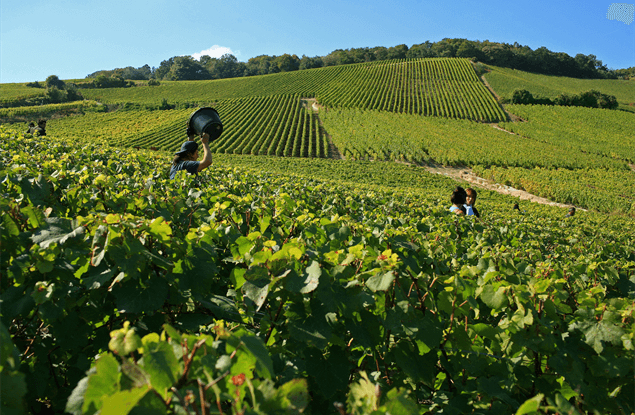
[175,140,198,155]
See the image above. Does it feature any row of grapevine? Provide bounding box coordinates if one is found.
[47,107,193,146]
[501,104,635,163]
[0,100,103,120]
[82,95,328,158]
[314,58,506,121]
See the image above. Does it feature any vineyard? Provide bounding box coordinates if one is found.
[47,95,327,157]
[2,127,634,415]
[71,58,507,122]
[0,100,104,122]
[500,104,635,163]
[318,107,629,170]
[2,52,635,415]
[483,65,635,111]
[472,165,635,215]
[5,55,634,216]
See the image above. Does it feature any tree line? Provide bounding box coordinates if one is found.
[508,88,619,109]
[81,38,631,84]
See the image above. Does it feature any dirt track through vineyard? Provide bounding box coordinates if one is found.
[422,165,575,209]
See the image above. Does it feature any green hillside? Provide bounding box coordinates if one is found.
[78,58,506,121]
[484,65,635,111]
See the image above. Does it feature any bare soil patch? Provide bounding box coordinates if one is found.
[302,98,343,159]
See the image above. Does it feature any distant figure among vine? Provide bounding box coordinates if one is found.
[26,119,47,136]
[449,186,467,215]
[464,187,481,218]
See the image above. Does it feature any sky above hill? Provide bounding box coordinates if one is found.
[2,0,634,83]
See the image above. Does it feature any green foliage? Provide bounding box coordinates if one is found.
[511,89,534,105]
[2,127,634,414]
[165,56,210,81]
[93,74,131,89]
[46,86,67,103]
[25,81,44,88]
[46,74,66,90]
[1,321,27,414]
[158,98,173,110]
[510,88,619,110]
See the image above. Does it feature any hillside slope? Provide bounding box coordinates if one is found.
[484,65,635,111]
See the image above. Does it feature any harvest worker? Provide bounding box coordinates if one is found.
[169,132,212,179]
[464,187,481,218]
[25,122,35,135]
[26,119,47,136]
[449,186,467,215]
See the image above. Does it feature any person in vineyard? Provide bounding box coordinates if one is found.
[25,119,47,136]
[169,131,212,179]
[25,122,35,135]
[449,186,467,215]
[464,188,480,218]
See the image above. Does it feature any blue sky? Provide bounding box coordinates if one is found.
[1,0,634,83]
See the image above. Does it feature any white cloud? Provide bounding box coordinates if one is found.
[191,45,238,60]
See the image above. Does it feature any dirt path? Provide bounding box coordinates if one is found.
[478,74,529,123]
[301,98,343,159]
[423,165,575,208]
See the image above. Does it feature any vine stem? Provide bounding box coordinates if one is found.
[439,349,456,393]
[174,339,207,390]
[21,321,45,362]
[407,270,426,315]
[198,379,209,415]
[265,302,284,344]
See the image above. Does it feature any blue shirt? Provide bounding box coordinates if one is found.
[170,161,200,179]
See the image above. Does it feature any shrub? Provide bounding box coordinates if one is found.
[45,75,65,89]
[158,98,173,110]
[25,81,44,88]
[93,74,127,88]
[511,89,535,104]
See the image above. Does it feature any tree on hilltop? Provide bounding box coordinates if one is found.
[46,75,65,89]
[275,54,300,72]
[166,56,210,81]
